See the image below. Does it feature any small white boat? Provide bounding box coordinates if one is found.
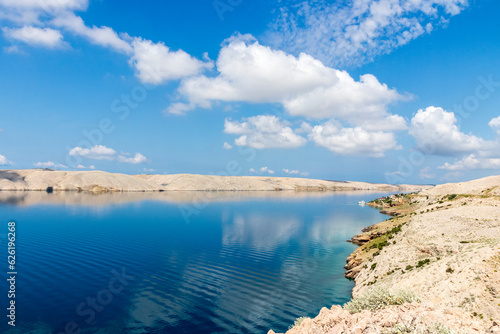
[358,200,366,206]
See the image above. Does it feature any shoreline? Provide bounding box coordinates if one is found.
[0,169,431,193]
[270,175,500,333]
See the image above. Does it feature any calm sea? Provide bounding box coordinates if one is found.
[0,191,391,334]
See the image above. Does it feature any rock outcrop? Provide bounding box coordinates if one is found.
[273,175,500,334]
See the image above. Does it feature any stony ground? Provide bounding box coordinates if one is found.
[272,175,500,334]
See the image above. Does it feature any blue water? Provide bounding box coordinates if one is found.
[0,191,390,334]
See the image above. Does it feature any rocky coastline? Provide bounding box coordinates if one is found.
[270,175,500,334]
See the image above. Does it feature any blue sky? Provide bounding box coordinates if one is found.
[0,0,499,184]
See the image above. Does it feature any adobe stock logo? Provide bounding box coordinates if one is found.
[213,0,243,21]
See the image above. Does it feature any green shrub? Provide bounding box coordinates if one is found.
[416,259,431,268]
[343,287,420,313]
[371,263,377,270]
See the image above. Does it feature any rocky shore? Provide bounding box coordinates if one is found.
[270,175,500,334]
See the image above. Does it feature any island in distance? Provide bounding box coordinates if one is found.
[0,169,431,193]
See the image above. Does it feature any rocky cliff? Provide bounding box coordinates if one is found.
[271,175,500,334]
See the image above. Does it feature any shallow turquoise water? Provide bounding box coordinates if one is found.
[0,191,390,334]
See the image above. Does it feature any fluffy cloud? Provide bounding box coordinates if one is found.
[69,145,147,164]
[0,0,87,11]
[268,0,468,67]
[0,154,11,165]
[416,112,500,171]
[489,116,500,135]
[130,38,213,84]
[34,161,66,168]
[308,121,401,157]
[223,142,233,150]
[51,13,211,84]
[3,26,65,48]
[439,154,500,171]
[69,145,116,160]
[117,153,148,164]
[409,106,490,156]
[260,166,274,174]
[76,164,95,169]
[224,114,402,156]
[51,12,132,54]
[0,0,88,24]
[250,167,275,175]
[224,115,307,149]
[173,35,407,131]
[282,169,309,176]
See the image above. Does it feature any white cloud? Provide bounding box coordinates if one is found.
[34,161,66,168]
[267,0,468,67]
[409,106,491,156]
[69,145,147,164]
[76,164,95,169]
[143,168,156,173]
[51,12,132,54]
[117,153,148,164]
[166,102,196,116]
[0,154,11,165]
[0,0,87,11]
[129,37,213,84]
[426,113,500,171]
[69,145,116,160]
[223,142,233,150]
[439,154,500,171]
[259,167,275,175]
[282,168,309,176]
[0,0,88,24]
[308,121,401,157]
[489,116,500,135]
[175,35,407,130]
[249,167,276,175]
[3,26,65,48]
[224,115,307,149]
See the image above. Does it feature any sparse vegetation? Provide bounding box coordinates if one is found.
[288,316,309,329]
[343,287,420,313]
[416,259,431,268]
[447,194,458,201]
[383,322,461,334]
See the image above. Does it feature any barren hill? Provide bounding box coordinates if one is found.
[0,169,430,192]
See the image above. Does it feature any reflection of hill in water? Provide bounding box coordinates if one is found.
[0,190,391,207]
